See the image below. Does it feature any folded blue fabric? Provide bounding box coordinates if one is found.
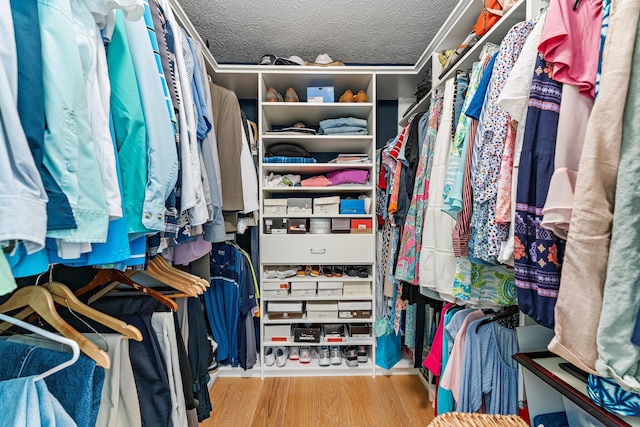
[319,116,367,130]
[320,127,368,135]
[262,156,317,164]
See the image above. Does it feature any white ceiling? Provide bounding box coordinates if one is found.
[180,0,457,66]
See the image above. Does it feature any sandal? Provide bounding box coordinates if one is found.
[297,265,309,277]
[345,266,358,277]
[357,266,369,278]
[333,266,344,277]
[310,265,320,277]
[321,266,334,277]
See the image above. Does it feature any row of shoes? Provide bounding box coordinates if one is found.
[264,345,368,367]
[297,265,369,278]
[265,87,368,103]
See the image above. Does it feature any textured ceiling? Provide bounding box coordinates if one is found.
[180,0,457,65]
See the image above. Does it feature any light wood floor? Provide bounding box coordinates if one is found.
[202,375,434,427]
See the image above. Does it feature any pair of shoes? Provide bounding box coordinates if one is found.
[357,345,368,363]
[266,87,299,102]
[309,265,320,277]
[344,346,358,367]
[264,346,276,366]
[338,89,368,103]
[345,266,369,278]
[276,347,288,367]
[318,346,331,366]
[289,346,300,360]
[319,265,344,277]
[330,346,342,365]
[297,265,311,277]
[299,346,312,363]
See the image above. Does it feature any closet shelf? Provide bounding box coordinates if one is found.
[262,276,373,283]
[261,135,374,153]
[262,185,373,192]
[263,316,373,325]
[261,295,373,302]
[262,359,375,376]
[398,0,527,126]
[263,338,374,346]
[262,163,373,175]
[261,213,372,219]
[262,103,373,125]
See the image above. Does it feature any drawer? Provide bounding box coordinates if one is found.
[261,234,373,264]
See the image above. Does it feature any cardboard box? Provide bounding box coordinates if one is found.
[264,324,291,341]
[307,310,338,320]
[342,281,371,296]
[293,324,321,342]
[263,218,288,234]
[323,324,346,342]
[290,281,316,297]
[264,199,287,215]
[287,198,312,214]
[306,301,338,311]
[331,218,351,234]
[263,281,290,298]
[287,218,308,234]
[351,218,373,234]
[349,323,371,337]
[268,301,303,319]
[314,196,340,214]
[337,300,372,311]
[339,310,372,319]
[306,86,334,103]
[317,281,343,297]
[339,199,366,214]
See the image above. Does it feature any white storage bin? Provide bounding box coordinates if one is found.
[290,281,317,297]
[263,281,289,297]
[313,196,340,215]
[264,199,287,215]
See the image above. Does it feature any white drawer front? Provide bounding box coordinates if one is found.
[261,234,374,264]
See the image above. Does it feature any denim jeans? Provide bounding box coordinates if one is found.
[0,340,104,427]
[454,74,469,128]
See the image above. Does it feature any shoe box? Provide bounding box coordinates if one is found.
[267,301,303,319]
[338,300,372,319]
[264,198,287,215]
[287,197,312,215]
[317,281,343,297]
[342,281,371,296]
[339,199,365,214]
[290,281,316,297]
[323,324,346,342]
[314,196,340,214]
[331,218,351,234]
[348,323,372,338]
[307,86,334,103]
[306,301,338,320]
[263,281,289,298]
[264,324,291,341]
[350,218,373,234]
[263,217,288,234]
[287,218,308,234]
[293,324,322,342]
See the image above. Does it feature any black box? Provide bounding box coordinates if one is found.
[349,323,372,337]
[263,218,288,234]
[331,218,351,234]
[288,218,308,234]
[293,324,321,342]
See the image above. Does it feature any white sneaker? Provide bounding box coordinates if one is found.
[264,347,275,366]
[299,346,312,364]
[276,347,288,367]
[330,346,342,365]
[289,346,300,360]
[318,346,331,366]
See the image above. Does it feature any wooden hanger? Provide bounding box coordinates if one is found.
[74,269,178,312]
[142,257,202,296]
[0,286,111,368]
[149,256,209,291]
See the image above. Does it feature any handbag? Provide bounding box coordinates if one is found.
[475,0,503,37]
[374,284,402,370]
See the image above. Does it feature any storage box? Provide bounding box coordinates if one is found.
[287,218,308,234]
[323,324,346,342]
[267,301,303,319]
[263,218,288,234]
[339,310,372,319]
[306,301,338,320]
[263,281,290,298]
[306,86,334,103]
[287,197,312,214]
[331,218,351,234]
[314,196,340,214]
[342,281,371,296]
[309,218,331,234]
[349,323,371,338]
[264,199,287,215]
[351,218,373,234]
[339,199,366,214]
[290,281,317,297]
[317,281,343,297]
[337,300,372,311]
[293,324,322,342]
[264,324,291,341]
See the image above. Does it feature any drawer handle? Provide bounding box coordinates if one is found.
[310,248,326,255]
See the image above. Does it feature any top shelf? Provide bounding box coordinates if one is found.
[398,0,527,126]
[262,102,374,127]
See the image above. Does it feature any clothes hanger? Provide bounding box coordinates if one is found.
[0,312,80,381]
[141,260,199,297]
[0,286,111,368]
[476,305,520,333]
[74,269,178,312]
[145,256,208,293]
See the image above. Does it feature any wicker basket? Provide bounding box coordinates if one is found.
[428,412,529,426]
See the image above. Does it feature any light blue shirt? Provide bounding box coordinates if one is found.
[124,7,178,232]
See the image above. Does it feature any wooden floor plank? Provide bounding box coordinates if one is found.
[390,375,434,425]
[201,377,263,427]
[251,377,291,427]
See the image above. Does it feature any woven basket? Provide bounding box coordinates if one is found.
[428,412,529,427]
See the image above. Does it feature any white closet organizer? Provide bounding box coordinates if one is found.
[258,71,378,377]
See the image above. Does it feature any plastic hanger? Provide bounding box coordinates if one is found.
[475,305,519,333]
[0,286,111,368]
[0,312,80,381]
[74,269,178,312]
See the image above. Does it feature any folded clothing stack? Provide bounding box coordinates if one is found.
[318,117,368,135]
[263,143,317,164]
[301,169,369,187]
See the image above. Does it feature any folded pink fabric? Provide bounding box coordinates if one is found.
[327,169,369,185]
[301,175,332,187]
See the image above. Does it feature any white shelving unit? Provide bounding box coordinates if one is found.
[258,71,378,377]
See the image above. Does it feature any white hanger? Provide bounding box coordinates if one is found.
[0,312,79,381]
